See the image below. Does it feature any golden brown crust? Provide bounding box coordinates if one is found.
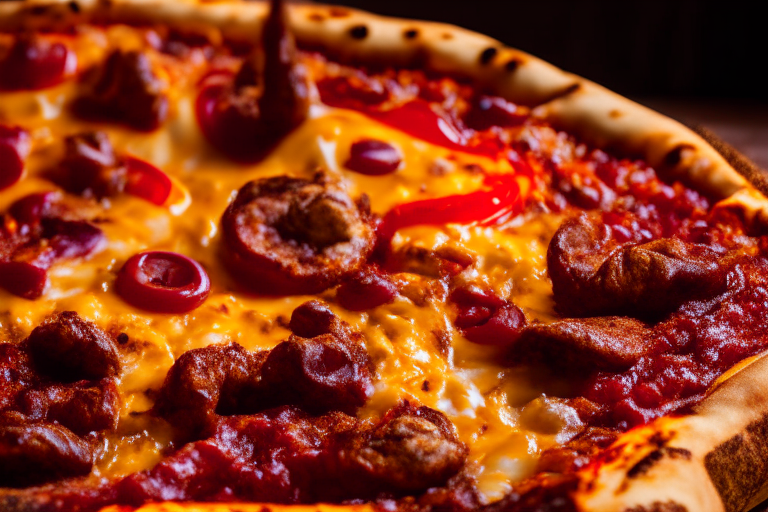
[574,351,768,512]
[2,2,768,512]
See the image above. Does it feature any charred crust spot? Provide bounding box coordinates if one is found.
[404,28,419,40]
[664,144,696,168]
[421,380,431,392]
[539,82,582,105]
[666,447,692,459]
[622,502,689,512]
[30,6,49,15]
[116,333,129,344]
[67,1,80,13]
[505,58,521,72]
[479,47,498,65]
[627,449,664,479]
[328,7,351,17]
[627,446,691,480]
[349,25,369,40]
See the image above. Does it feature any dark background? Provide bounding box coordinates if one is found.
[329,0,766,102]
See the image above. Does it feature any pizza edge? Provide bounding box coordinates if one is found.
[2,2,767,511]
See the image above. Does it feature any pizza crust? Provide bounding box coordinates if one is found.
[2,2,768,511]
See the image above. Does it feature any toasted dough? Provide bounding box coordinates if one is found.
[2,2,768,511]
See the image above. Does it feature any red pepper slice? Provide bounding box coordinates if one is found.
[0,37,71,91]
[124,156,173,206]
[365,100,501,158]
[367,100,466,149]
[377,173,524,244]
[0,126,30,191]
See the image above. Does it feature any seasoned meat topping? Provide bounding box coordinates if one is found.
[0,313,120,487]
[220,174,375,295]
[73,50,168,131]
[196,0,309,161]
[0,423,93,488]
[27,311,120,381]
[156,302,372,438]
[57,132,127,199]
[512,316,651,371]
[548,213,728,319]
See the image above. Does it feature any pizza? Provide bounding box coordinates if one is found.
[2,1,768,511]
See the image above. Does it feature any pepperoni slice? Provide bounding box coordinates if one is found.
[0,126,30,191]
[115,251,211,314]
[220,174,375,295]
[0,261,48,300]
[336,268,399,311]
[345,139,402,176]
[0,193,104,300]
[0,36,71,91]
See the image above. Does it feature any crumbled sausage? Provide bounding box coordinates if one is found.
[153,342,265,440]
[246,331,373,415]
[58,132,127,198]
[512,316,652,371]
[17,379,120,436]
[548,213,727,319]
[74,50,168,131]
[220,174,375,295]
[27,311,120,381]
[341,404,467,493]
[0,423,93,488]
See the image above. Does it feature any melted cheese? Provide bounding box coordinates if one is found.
[0,26,577,504]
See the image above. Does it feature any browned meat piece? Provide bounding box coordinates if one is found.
[74,50,168,131]
[16,380,120,436]
[341,403,467,494]
[156,304,372,437]
[289,300,343,338]
[220,173,375,295]
[200,0,309,162]
[0,343,37,410]
[0,423,93,488]
[535,426,619,474]
[26,311,120,381]
[548,213,727,319]
[153,342,265,440]
[245,331,373,416]
[58,132,127,198]
[0,313,121,488]
[511,316,652,371]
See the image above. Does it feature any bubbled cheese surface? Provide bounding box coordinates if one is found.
[0,25,573,503]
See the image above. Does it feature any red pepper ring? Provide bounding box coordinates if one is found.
[123,156,173,206]
[376,173,524,245]
[115,251,211,314]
